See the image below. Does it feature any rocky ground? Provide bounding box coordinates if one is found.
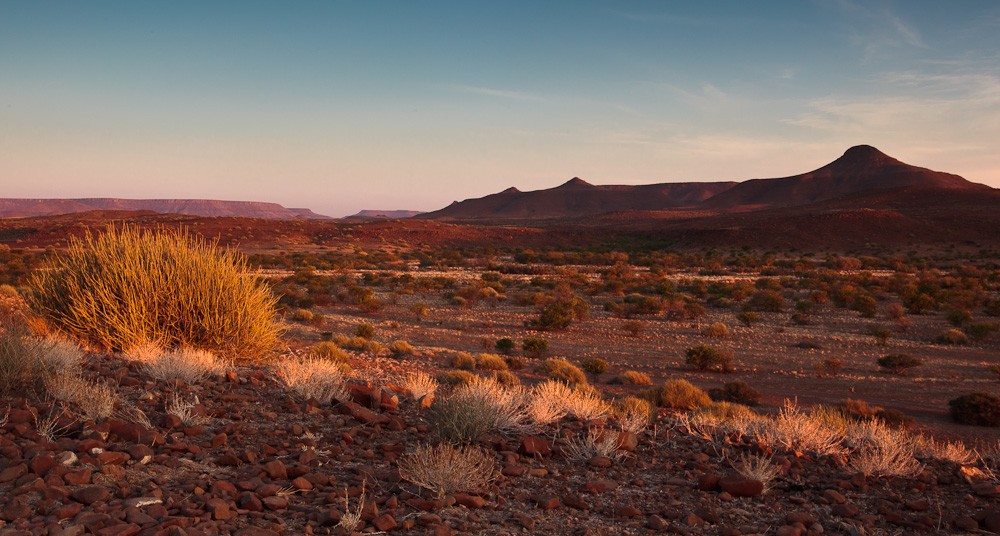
[3,348,1000,536]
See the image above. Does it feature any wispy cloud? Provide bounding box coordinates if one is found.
[449,85,548,103]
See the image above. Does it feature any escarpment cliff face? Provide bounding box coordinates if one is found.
[418,145,990,221]
[0,198,331,219]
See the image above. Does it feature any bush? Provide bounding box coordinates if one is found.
[29,226,280,359]
[522,337,549,357]
[876,354,922,374]
[580,357,608,382]
[535,358,587,385]
[701,322,730,338]
[475,353,508,371]
[611,396,654,427]
[292,309,313,322]
[935,329,968,345]
[355,323,376,339]
[140,347,225,384]
[534,298,589,330]
[448,352,476,370]
[693,400,756,422]
[746,290,783,312]
[492,370,519,387]
[274,357,349,404]
[949,392,1000,427]
[436,370,476,388]
[504,355,524,370]
[868,325,892,345]
[640,379,711,410]
[813,358,843,376]
[708,380,760,406]
[411,302,429,317]
[385,340,412,358]
[398,443,497,498]
[309,342,352,367]
[968,322,999,341]
[0,326,46,394]
[946,309,972,327]
[609,370,652,385]
[494,338,515,355]
[685,345,733,372]
[738,311,759,328]
[620,320,644,336]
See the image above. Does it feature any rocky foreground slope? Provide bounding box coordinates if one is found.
[2,349,1000,536]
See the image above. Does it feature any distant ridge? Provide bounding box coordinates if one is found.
[418,145,990,220]
[346,210,425,220]
[698,145,987,211]
[417,178,737,220]
[0,198,332,219]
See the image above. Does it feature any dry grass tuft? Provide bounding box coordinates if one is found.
[733,453,780,493]
[398,443,498,498]
[28,225,281,359]
[139,347,224,384]
[46,374,118,421]
[274,357,349,405]
[402,371,438,400]
[166,393,211,426]
[562,428,624,462]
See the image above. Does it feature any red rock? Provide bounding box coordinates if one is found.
[164,414,183,429]
[698,474,720,491]
[372,513,397,531]
[417,394,435,408]
[211,433,227,447]
[954,515,979,531]
[0,463,28,483]
[985,511,1000,534]
[109,422,146,443]
[775,526,801,536]
[718,475,764,497]
[588,456,612,468]
[291,476,312,491]
[535,495,559,509]
[63,469,92,485]
[907,500,930,511]
[502,463,526,476]
[619,505,642,517]
[262,460,287,480]
[518,436,551,457]
[217,453,241,467]
[96,451,125,466]
[338,400,379,424]
[785,512,814,526]
[451,493,485,509]
[417,513,443,525]
[7,408,33,423]
[126,445,153,465]
[683,513,705,526]
[237,492,263,512]
[831,504,859,518]
[2,500,31,522]
[976,482,1000,498]
[72,485,110,505]
[582,479,618,494]
[234,528,279,536]
[30,454,60,476]
[562,494,589,510]
[823,489,847,504]
[205,498,232,520]
[261,495,288,510]
[51,500,82,520]
[647,515,668,530]
[96,523,141,536]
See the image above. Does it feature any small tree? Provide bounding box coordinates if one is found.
[738,311,759,328]
[580,358,609,383]
[355,323,376,340]
[949,392,1000,427]
[494,338,515,355]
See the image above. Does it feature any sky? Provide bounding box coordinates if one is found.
[2,1,998,217]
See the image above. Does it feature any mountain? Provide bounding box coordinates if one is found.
[346,210,425,219]
[417,178,737,220]
[0,198,332,219]
[698,145,987,211]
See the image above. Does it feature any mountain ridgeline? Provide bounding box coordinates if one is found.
[0,198,331,219]
[418,145,991,220]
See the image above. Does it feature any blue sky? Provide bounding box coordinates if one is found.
[2,1,998,217]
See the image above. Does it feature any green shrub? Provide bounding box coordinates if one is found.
[946,309,972,327]
[389,340,414,358]
[535,358,587,385]
[355,323,376,339]
[494,337,515,355]
[868,325,892,345]
[436,370,476,388]
[876,354,922,374]
[640,379,711,410]
[935,329,968,345]
[968,322,999,341]
[609,370,652,385]
[475,353,508,371]
[429,391,497,443]
[685,345,734,372]
[746,290,784,312]
[533,298,589,330]
[292,309,313,322]
[949,392,1000,427]
[522,337,549,357]
[411,302,428,317]
[504,355,524,370]
[708,380,760,406]
[612,396,654,424]
[29,226,280,359]
[701,322,730,338]
[620,320,644,336]
[580,357,608,382]
[448,352,476,370]
[813,358,843,376]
